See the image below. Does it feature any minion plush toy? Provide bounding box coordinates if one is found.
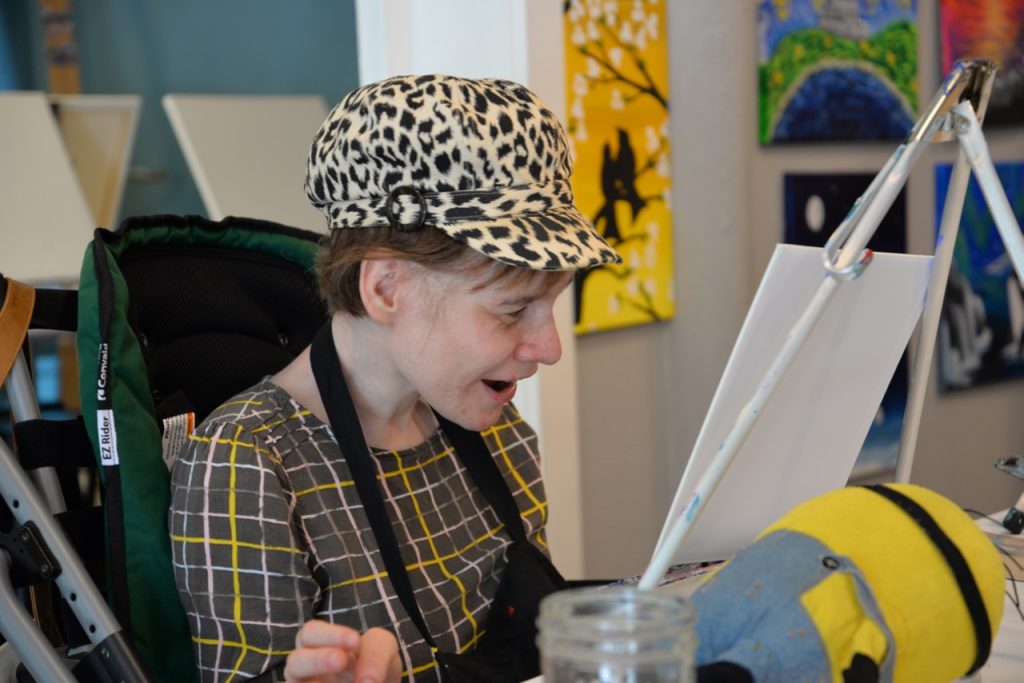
[690,484,1005,683]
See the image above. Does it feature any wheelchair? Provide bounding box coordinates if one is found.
[1,214,327,682]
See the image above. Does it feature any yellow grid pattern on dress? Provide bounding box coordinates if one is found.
[169,379,548,682]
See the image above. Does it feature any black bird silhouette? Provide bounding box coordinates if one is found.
[592,128,646,243]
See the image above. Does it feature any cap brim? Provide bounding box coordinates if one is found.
[438,207,623,271]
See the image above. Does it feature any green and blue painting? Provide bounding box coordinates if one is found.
[935,161,1024,392]
[758,0,918,143]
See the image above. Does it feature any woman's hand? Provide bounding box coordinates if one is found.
[284,620,401,683]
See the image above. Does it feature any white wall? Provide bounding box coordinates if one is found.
[576,1,755,578]
[577,1,1024,579]
[356,0,528,85]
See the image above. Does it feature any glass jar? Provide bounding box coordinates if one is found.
[537,586,696,683]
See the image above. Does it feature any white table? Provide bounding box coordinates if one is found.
[971,589,1024,681]
[527,563,1024,682]
[527,591,1023,682]
[964,511,1024,681]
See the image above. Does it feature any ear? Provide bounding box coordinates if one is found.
[359,258,406,324]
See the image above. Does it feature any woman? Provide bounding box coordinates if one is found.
[169,74,620,683]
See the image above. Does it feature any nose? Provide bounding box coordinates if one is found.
[514,314,562,365]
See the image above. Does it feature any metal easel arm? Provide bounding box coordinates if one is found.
[643,59,999,588]
[823,60,996,278]
[955,101,1024,284]
[641,114,934,590]
[895,65,1001,484]
[894,152,971,484]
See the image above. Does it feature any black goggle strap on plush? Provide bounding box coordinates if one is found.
[862,484,992,676]
[310,324,528,651]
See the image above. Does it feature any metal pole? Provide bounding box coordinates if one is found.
[6,351,67,514]
[895,100,1021,483]
[0,551,76,683]
[642,132,936,588]
[955,101,1024,284]
[0,437,129,667]
[894,151,971,483]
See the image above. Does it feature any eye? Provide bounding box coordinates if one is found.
[505,307,528,322]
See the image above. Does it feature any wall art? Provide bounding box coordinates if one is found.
[758,0,918,143]
[564,0,675,334]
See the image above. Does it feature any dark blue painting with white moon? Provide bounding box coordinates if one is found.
[783,172,908,476]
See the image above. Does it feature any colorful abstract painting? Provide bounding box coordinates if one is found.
[783,173,908,476]
[939,0,1024,127]
[935,161,1024,391]
[564,0,674,334]
[758,0,918,144]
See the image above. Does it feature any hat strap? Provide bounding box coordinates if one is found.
[317,179,576,230]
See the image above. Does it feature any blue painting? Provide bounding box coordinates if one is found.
[935,161,1024,391]
[784,173,908,476]
[758,0,919,143]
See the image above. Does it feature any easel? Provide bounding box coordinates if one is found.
[643,59,1024,588]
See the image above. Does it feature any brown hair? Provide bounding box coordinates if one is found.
[316,226,569,316]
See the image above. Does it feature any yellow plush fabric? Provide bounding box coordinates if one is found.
[799,571,889,681]
[760,484,1004,682]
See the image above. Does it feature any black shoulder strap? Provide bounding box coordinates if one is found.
[310,324,528,647]
[310,324,434,645]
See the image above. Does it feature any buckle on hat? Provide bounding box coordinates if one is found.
[385,186,428,232]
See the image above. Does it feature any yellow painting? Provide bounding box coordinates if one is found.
[564,0,675,334]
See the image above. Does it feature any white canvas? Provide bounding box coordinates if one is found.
[0,92,94,284]
[162,94,328,233]
[655,244,932,565]
[50,94,141,229]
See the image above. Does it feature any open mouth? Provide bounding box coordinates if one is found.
[483,379,513,392]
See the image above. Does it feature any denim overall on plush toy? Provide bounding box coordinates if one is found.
[692,531,894,683]
[689,484,1005,683]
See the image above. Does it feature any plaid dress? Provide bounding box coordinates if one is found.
[168,378,549,682]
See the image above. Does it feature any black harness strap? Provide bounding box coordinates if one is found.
[862,484,991,676]
[309,325,433,644]
[310,324,529,649]
[13,418,95,470]
[30,287,78,332]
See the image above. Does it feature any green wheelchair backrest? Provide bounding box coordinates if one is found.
[76,214,327,682]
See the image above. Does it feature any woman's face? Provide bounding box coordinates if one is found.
[390,264,574,431]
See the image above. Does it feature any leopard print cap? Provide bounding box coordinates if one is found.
[305,74,621,271]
